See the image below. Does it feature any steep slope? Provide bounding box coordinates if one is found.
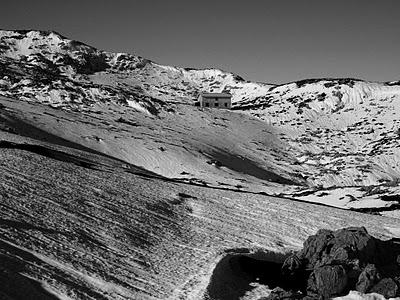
[0,96,300,194]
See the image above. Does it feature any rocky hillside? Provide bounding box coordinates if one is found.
[235,78,400,210]
[1,29,400,212]
[2,29,400,300]
[0,30,272,114]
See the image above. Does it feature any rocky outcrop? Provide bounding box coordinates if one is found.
[266,227,400,299]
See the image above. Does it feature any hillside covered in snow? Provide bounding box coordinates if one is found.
[1,30,400,212]
[0,30,272,112]
[2,29,400,299]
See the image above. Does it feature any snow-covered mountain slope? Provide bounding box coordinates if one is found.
[2,29,400,299]
[235,78,400,209]
[0,30,272,113]
[1,29,400,212]
[0,96,301,195]
[1,126,400,300]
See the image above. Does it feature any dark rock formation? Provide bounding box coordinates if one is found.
[266,227,400,299]
[356,264,380,293]
[370,278,398,298]
[307,265,348,298]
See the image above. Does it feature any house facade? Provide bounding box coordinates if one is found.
[197,92,232,109]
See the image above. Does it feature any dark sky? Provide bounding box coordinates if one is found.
[1,0,400,84]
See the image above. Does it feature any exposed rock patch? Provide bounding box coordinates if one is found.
[265,227,400,299]
[205,227,400,299]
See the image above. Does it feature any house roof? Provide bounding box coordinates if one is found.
[200,92,232,98]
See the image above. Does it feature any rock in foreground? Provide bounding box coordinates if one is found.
[266,227,400,299]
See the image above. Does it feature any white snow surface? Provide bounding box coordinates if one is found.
[1,126,400,299]
[334,291,400,300]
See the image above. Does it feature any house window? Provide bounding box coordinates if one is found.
[215,103,219,107]
[205,103,209,107]
[224,103,228,107]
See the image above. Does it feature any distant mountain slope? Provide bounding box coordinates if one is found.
[235,79,400,204]
[0,30,273,114]
[1,29,400,212]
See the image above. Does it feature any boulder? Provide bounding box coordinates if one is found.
[370,278,398,298]
[269,227,400,299]
[307,265,348,298]
[356,264,380,293]
[298,227,377,269]
[265,287,303,300]
[298,229,334,269]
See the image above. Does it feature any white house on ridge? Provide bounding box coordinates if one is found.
[197,92,232,109]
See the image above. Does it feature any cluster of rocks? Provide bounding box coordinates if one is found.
[265,227,400,299]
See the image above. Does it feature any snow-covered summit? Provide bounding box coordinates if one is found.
[0,29,273,112]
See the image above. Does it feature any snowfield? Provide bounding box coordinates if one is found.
[1,128,400,299]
